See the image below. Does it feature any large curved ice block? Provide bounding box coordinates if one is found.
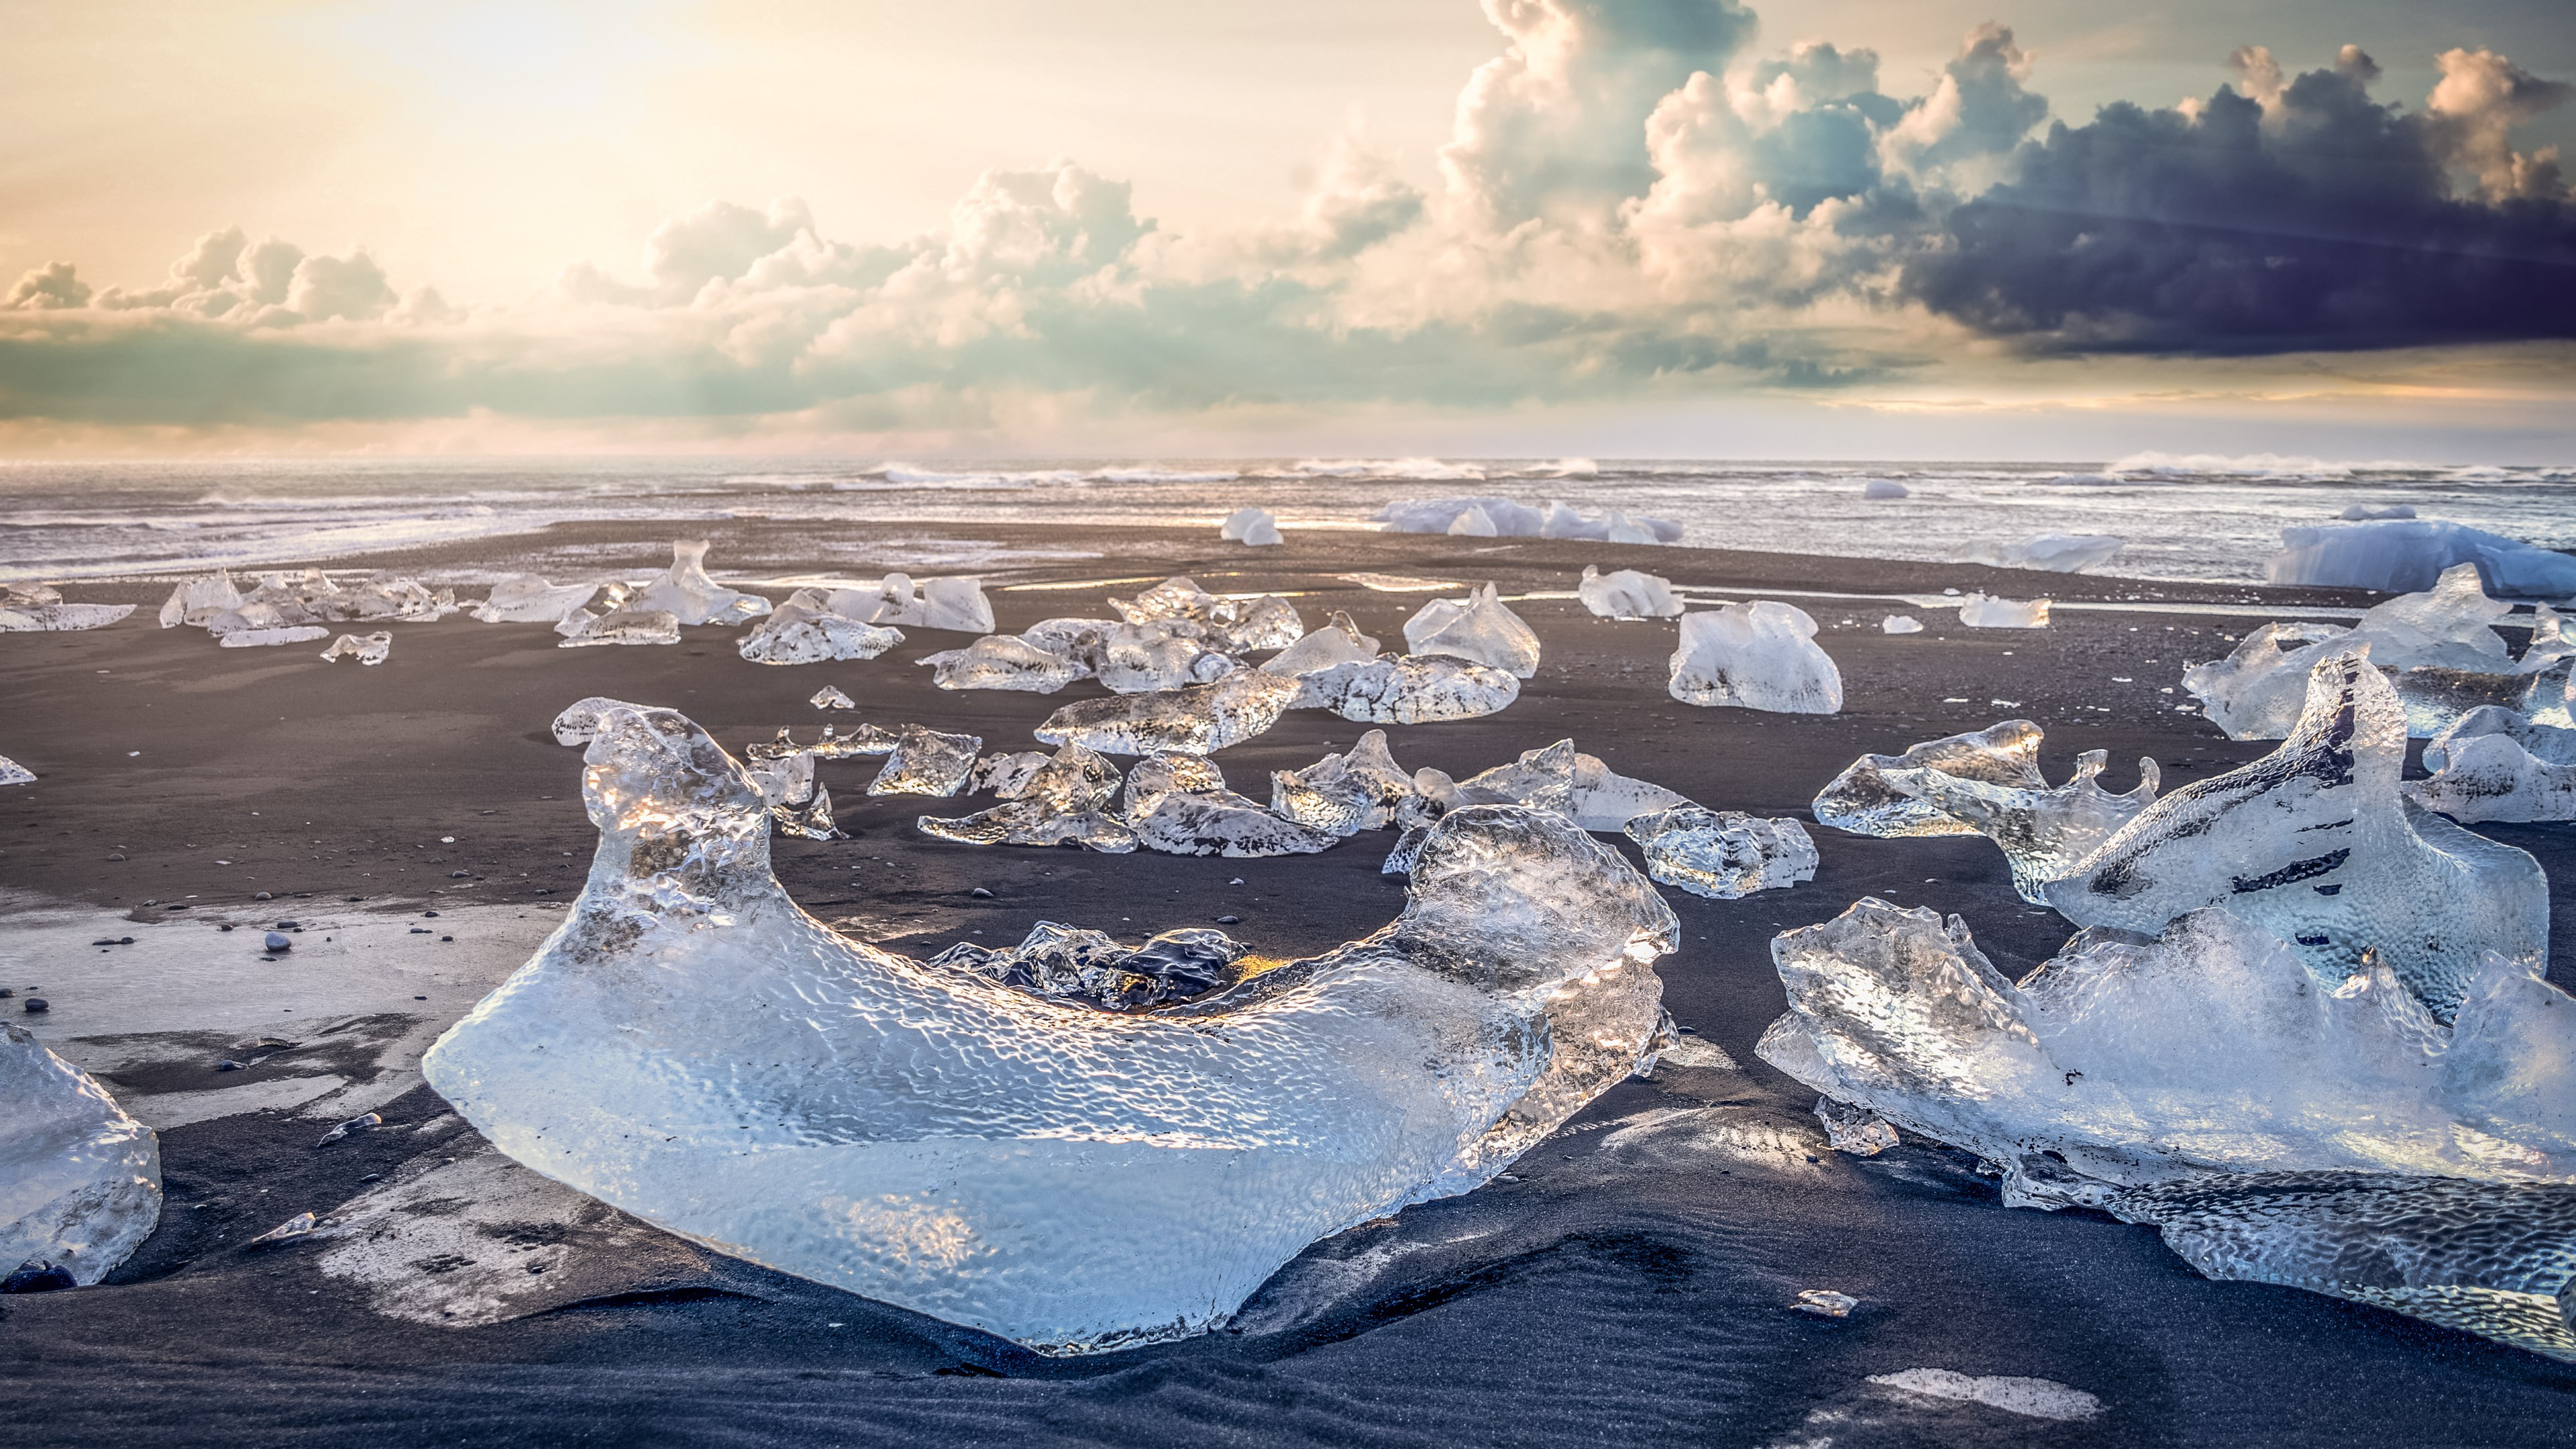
[2045,652,2547,1020]
[421,707,1674,1353]
[3,1022,162,1285]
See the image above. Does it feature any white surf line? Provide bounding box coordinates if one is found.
[1660,585,2372,621]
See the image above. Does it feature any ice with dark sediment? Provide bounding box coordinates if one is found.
[419,704,1676,1352]
[158,570,246,627]
[2269,518,2576,596]
[1623,808,1818,898]
[810,686,855,710]
[1295,653,1521,723]
[1880,747,2162,904]
[866,724,983,797]
[926,924,1240,1010]
[555,604,682,648]
[1271,731,1416,835]
[0,584,135,632]
[1258,612,1381,678]
[824,574,994,634]
[771,786,847,841]
[2044,652,2548,1022]
[3,1022,162,1287]
[737,602,903,665]
[629,541,771,626]
[2011,1167,2576,1364]
[551,697,630,746]
[319,632,392,666]
[472,574,600,624]
[1955,592,2050,628]
[1814,1097,1901,1155]
[1668,602,1843,713]
[1882,614,1923,634]
[919,634,1088,693]
[1404,584,1540,678]
[1577,566,1682,619]
[1036,669,1301,756]
[1965,533,2125,573]
[1220,506,1283,547]
[967,750,1053,798]
[0,755,32,787]
[919,745,1134,852]
[2410,706,2576,823]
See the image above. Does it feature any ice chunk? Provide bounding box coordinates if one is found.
[2,1022,161,1286]
[1813,720,2048,839]
[1602,509,1660,545]
[1955,593,2050,628]
[1882,614,1923,634]
[1403,584,1540,678]
[0,756,32,787]
[2340,503,2417,521]
[1107,578,1302,653]
[828,574,994,633]
[158,570,245,627]
[810,686,855,710]
[1036,669,1301,756]
[737,604,902,665]
[2410,708,2576,823]
[918,635,1087,694]
[1220,506,1283,547]
[1668,602,1843,713]
[319,631,392,666]
[555,606,681,648]
[472,574,598,624]
[2269,519,2576,597]
[335,572,459,623]
[1271,731,1415,835]
[217,625,331,648]
[1417,739,1689,832]
[2190,568,2532,739]
[926,924,1238,1010]
[866,725,983,797]
[1566,752,1694,830]
[1110,576,1226,624]
[0,585,134,632]
[627,541,769,626]
[1861,479,1909,500]
[1446,504,1499,537]
[810,722,901,759]
[1132,790,1341,858]
[1880,748,2161,904]
[969,750,1054,798]
[2522,604,2573,672]
[1966,534,2124,573]
[1540,501,1604,539]
[920,746,1134,852]
[1120,752,1230,822]
[771,786,847,841]
[1222,595,1307,653]
[551,696,633,746]
[1259,612,1381,676]
[2045,652,2548,1021]
[1623,808,1817,899]
[1094,622,1242,694]
[1295,654,1521,723]
[1376,496,1544,537]
[1577,566,1682,620]
[421,706,1677,1352]
[1814,1097,1900,1155]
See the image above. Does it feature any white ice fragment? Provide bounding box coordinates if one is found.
[2268,519,2576,596]
[1882,614,1923,634]
[1120,752,1231,824]
[1814,1097,1899,1156]
[1094,622,1242,694]
[1602,509,1660,545]
[1880,746,2161,904]
[1403,584,1540,678]
[1795,1288,1860,1316]
[472,574,599,624]
[1107,578,1301,653]
[829,574,995,634]
[1623,808,1817,898]
[157,570,244,628]
[0,756,31,787]
[1868,1370,2101,1421]
[1446,504,1499,537]
[2,1022,161,1286]
[1955,593,2050,628]
[1271,731,1415,835]
[1219,506,1283,546]
[920,635,1087,694]
[421,706,1678,1352]
[1036,670,1301,756]
[0,585,134,632]
[2046,652,2548,1020]
[867,725,983,797]
[1966,533,2124,573]
[555,602,681,648]
[1668,602,1842,713]
[319,632,392,666]
[2409,708,2576,823]
[1260,612,1381,677]
[216,625,332,648]
[1577,566,1682,619]
[810,687,855,710]
[629,541,771,627]
[1294,654,1521,724]
[1861,479,1909,500]
[737,604,903,665]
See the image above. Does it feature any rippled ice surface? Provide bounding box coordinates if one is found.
[6,455,2573,584]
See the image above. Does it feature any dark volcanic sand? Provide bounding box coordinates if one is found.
[2,523,2570,1448]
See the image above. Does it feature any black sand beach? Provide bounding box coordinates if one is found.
[4,523,2571,1448]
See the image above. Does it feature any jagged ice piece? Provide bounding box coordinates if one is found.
[1295,654,1520,724]
[1577,566,1682,620]
[1880,747,2161,904]
[867,725,983,797]
[1813,721,2049,839]
[1036,670,1299,756]
[630,541,770,627]
[1623,808,1817,899]
[738,604,902,665]
[1220,507,1283,547]
[2,1022,161,1286]
[319,631,392,666]
[1403,584,1540,678]
[1957,593,2050,628]
[920,635,1086,693]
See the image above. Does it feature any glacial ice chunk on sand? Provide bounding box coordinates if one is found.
[867,725,983,797]
[319,631,392,666]
[830,574,995,634]
[1577,566,1682,620]
[1259,612,1381,678]
[1220,506,1283,546]
[217,625,331,648]
[1403,584,1540,677]
[1131,788,1340,859]
[1668,602,1842,713]
[1093,622,1242,694]
[919,745,1135,852]
[1955,593,2050,628]
[0,585,134,632]
[158,570,245,627]
[555,602,681,648]
[810,686,855,710]
[1271,731,1416,835]
[737,604,903,665]
[1813,720,2048,839]
[1882,614,1923,634]
[2410,707,2576,823]
[3,1022,161,1287]
[1880,747,2161,904]
[928,924,1238,1010]
[630,541,770,627]
[1295,654,1521,724]
[0,756,32,787]
[2044,652,2548,1022]
[1037,670,1300,755]
[2269,519,2576,596]
[1966,533,2124,573]
[419,704,1676,1352]
[920,635,1087,693]
[1413,739,1690,833]
[1623,808,1817,899]
[472,574,599,624]
[1108,579,1302,653]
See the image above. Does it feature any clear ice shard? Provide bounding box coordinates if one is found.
[831,574,996,634]
[2043,652,2548,1021]
[919,745,1135,852]
[419,706,1677,1353]
[1879,747,2161,904]
[1577,566,1682,619]
[866,725,983,797]
[1756,900,2576,1186]
[1814,720,2049,839]
[1955,593,2050,628]
[1093,622,1242,694]
[1668,602,1842,713]
[472,574,599,624]
[1964,533,2125,573]
[1108,578,1303,653]
[319,631,393,666]
[926,924,1241,1010]
[810,686,855,710]
[1220,506,1283,546]
[158,570,246,627]
[1403,584,1541,678]
[551,696,630,746]
[555,605,682,648]
[0,584,133,632]
[2,1022,162,1286]
[1259,612,1381,677]
[919,635,1088,693]
[1814,1097,1900,1155]
[2410,706,2576,823]
[628,541,770,627]
[1414,739,1690,833]
[1622,808,1818,899]
[1118,755,1339,858]
[1036,669,1301,756]
[1882,614,1923,634]
[1294,654,1521,723]
[736,604,903,665]
[1271,731,1416,835]
[0,756,32,787]
[336,573,460,623]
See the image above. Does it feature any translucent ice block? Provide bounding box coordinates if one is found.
[1623,808,1817,899]
[419,706,1677,1352]
[737,604,903,665]
[158,569,244,627]
[1955,593,2050,628]
[1259,612,1382,678]
[1130,781,1341,857]
[2410,708,2576,823]
[1882,614,1922,635]
[828,574,995,634]
[1271,731,1415,835]
[1668,602,1842,713]
[631,541,771,627]
[0,584,134,632]
[866,725,983,797]
[810,686,855,710]
[927,924,1240,1010]
[0,756,32,787]
[1220,506,1283,547]
[1093,623,1242,694]
[1813,720,2051,839]
[335,573,459,623]
[919,745,1131,851]
[920,635,1085,693]
[1295,654,1521,724]
[1036,670,1301,756]
[1880,749,2161,904]
[2185,565,2530,739]
[1577,566,1682,620]
[2,1022,161,1286]
[216,625,331,648]
[555,607,682,648]
[1403,584,1540,678]
[472,574,599,624]
[319,631,392,666]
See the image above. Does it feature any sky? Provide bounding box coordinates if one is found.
[1,0,2572,461]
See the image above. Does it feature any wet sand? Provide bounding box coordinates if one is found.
[2,523,2571,1448]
